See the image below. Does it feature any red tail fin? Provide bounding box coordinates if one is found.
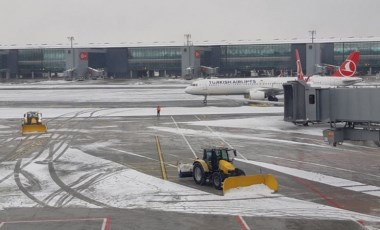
[332,51,360,77]
[295,49,305,81]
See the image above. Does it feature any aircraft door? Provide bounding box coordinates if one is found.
[202,81,207,91]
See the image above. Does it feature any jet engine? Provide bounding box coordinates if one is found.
[248,90,266,100]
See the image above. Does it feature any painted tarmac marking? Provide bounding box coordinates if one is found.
[0,222,3,229]
[293,177,343,209]
[194,115,248,160]
[171,116,197,158]
[107,147,159,161]
[106,147,177,168]
[236,158,380,198]
[356,219,366,227]
[235,215,251,230]
[250,154,380,179]
[101,217,110,230]
[156,136,168,180]
[150,126,327,151]
[0,217,105,224]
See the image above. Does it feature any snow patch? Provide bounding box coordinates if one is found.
[0,106,283,119]
[80,140,119,151]
[224,184,276,198]
[185,116,323,136]
[149,126,327,148]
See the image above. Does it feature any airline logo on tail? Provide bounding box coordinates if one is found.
[332,51,360,77]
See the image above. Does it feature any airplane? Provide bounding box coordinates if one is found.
[62,68,76,81]
[87,67,105,80]
[185,50,362,104]
[200,65,219,76]
[315,63,339,75]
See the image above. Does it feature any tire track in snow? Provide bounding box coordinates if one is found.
[0,109,94,184]
[44,108,118,208]
[14,159,51,207]
[2,109,102,207]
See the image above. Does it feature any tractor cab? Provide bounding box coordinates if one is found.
[203,148,236,170]
[24,111,42,125]
[21,111,48,134]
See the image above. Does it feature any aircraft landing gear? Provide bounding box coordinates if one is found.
[268,96,279,102]
[203,95,208,105]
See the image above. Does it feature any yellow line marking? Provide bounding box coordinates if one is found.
[155,136,168,180]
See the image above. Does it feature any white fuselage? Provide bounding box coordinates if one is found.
[185,76,362,96]
[185,77,292,95]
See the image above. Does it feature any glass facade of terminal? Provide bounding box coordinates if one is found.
[18,49,65,76]
[42,49,66,72]
[2,41,380,78]
[0,53,6,78]
[128,47,181,72]
[220,44,292,75]
[0,54,6,70]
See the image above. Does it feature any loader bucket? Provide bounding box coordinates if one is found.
[21,124,48,135]
[223,174,278,194]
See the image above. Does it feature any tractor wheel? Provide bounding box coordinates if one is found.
[193,163,206,185]
[236,168,246,176]
[212,172,223,190]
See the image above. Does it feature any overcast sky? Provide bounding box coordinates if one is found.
[1,0,379,47]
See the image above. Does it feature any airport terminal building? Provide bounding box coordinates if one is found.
[1,40,380,79]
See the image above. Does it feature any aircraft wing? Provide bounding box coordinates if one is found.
[256,87,284,96]
[245,99,284,106]
[224,97,284,106]
[352,82,380,87]
[316,63,339,69]
[342,78,362,85]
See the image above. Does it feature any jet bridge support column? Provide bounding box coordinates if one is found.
[323,127,380,147]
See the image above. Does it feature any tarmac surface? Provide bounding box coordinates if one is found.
[0,79,379,229]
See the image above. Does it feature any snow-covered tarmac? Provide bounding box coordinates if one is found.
[1,144,379,222]
[0,79,379,229]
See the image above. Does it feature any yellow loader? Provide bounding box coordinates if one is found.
[178,147,278,194]
[21,111,48,134]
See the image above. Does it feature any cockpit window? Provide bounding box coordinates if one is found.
[191,83,198,86]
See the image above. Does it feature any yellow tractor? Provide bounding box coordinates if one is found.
[179,147,278,194]
[21,111,48,134]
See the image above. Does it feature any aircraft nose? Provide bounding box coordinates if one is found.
[185,86,192,94]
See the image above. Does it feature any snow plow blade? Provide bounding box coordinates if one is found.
[178,163,193,178]
[223,174,278,194]
[21,124,48,134]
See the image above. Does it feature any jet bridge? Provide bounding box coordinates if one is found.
[283,81,380,146]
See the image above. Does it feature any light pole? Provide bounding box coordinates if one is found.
[67,36,75,78]
[309,30,316,43]
[184,34,192,77]
[308,30,317,74]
